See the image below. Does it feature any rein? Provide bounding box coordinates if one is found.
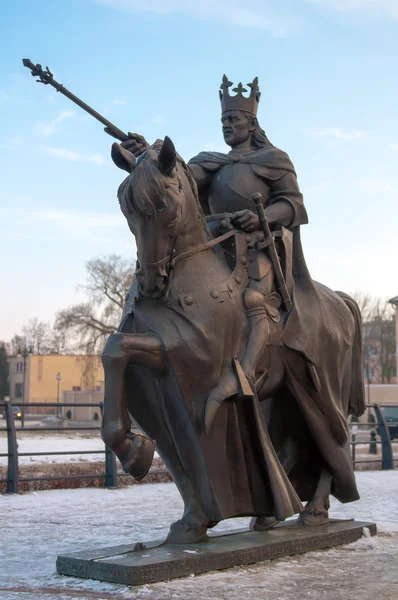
[163,228,239,301]
[138,228,238,269]
[170,228,237,269]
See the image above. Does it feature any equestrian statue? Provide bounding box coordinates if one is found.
[95,75,365,544]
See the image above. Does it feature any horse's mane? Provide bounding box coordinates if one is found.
[177,154,211,238]
[121,144,211,240]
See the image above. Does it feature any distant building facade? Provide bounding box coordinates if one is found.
[389,296,398,382]
[7,355,27,404]
[7,354,104,412]
[362,316,397,385]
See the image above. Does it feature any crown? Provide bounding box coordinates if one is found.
[219,74,260,116]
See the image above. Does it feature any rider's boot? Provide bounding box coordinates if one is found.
[241,288,270,390]
[206,288,270,408]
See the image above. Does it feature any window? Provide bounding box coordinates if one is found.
[16,362,24,373]
[15,383,23,398]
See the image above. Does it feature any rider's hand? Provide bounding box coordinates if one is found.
[122,133,149,156]
[218,216,234,232]
[230,210,260,232]
[117,133,149,157]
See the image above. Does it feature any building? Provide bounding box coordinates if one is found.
[362,316,397,385]
[7,354,104,413]
[389,296,398,380]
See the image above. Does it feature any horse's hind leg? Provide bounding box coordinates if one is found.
[298,468,332,526]
[101,330,166,479]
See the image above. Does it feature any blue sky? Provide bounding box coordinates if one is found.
[0,0,397,341]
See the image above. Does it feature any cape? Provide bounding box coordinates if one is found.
[189,147,297,177]
[189,146,360,502]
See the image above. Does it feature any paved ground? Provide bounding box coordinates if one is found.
[1,471,397,600]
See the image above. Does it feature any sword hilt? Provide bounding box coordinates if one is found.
[252,192,293,312]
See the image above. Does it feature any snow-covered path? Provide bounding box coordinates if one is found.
[1,471,397,600]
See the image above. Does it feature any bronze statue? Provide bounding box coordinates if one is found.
[98,76,365,543]
[20,61,366,543]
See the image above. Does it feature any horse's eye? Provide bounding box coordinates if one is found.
[156,197,167,212]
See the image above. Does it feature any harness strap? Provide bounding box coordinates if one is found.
[171,229,238,269]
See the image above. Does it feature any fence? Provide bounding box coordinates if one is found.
[0,400,396,494]
[0,400,165,494]
[349,403,398,470]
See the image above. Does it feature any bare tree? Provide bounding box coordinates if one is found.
[352,292,396,385]
[22,318,52,354]
[6,334,25,357]
[55,254,134,353]
[7,320,71,356]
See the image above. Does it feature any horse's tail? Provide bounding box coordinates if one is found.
[336,291,366,417]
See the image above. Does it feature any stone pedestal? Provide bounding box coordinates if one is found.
[57,519,376,586]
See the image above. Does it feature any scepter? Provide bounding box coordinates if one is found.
[22,58,129,142]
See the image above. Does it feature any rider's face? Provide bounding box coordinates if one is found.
[221,111,253,148]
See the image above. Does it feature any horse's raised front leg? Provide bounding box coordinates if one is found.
[101,331,166,479]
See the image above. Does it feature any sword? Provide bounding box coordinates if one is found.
[22,58,129,142]
[252,192,293,312]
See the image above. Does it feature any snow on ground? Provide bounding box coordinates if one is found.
[0,434,105,466]
[1,471,398,600]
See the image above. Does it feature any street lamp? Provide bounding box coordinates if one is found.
[17,345,30,429]
[56,372,61,418]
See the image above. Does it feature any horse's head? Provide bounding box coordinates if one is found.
[118,137,203,299]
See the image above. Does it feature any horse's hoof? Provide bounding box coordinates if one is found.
[297,508,329,526]
[166,520,208,545]
[122,433,155,481]
[250,516,281,531]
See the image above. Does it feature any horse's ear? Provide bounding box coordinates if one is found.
[158,136,176,176]
[111,143,137,173]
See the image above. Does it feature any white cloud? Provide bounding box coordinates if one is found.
[96,0,291,36]
[113,99,128,105]
[389,143,398,151]
[1,202,130,246]
[10,206,131,246]
[152,114,164,125]
[306,0,398,19]
[355,178,394,191]
[315,127,364,141]
[0,136,22,151]
[40,145,110,166]
[35,110,75,137]
[26,209,124,229]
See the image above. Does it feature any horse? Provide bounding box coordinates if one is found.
[101,137,365,544]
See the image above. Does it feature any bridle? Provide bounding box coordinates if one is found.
[137,225,238,301]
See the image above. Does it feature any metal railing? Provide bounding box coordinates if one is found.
[0,400,165,494]
[1,400,395,494]
[349,403,397,470]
